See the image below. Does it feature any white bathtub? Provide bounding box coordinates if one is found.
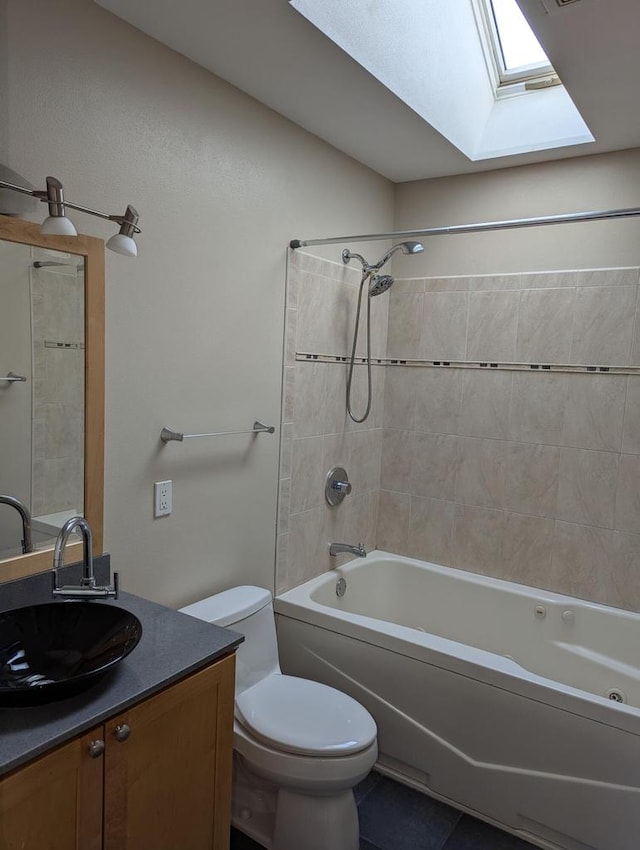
[274,551,640,850]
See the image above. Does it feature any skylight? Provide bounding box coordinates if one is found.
[290,0,593,161]
[481,0,557,88]
[491,0,549,72]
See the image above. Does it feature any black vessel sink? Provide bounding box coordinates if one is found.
[0,602,142,707]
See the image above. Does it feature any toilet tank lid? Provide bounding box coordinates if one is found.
[179,585,272,627]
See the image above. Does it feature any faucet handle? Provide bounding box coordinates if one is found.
[332,480,352,495]
[52,571,119,600]
[325,467,353,506]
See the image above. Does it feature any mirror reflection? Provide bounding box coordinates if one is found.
[0,239,84,559]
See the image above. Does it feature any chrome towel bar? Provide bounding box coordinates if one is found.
[161,421,275,443]
[0,372,27,382]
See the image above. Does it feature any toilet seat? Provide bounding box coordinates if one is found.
[234,720,378,795]
[236,673,377,757]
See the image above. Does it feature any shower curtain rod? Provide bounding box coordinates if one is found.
[289,206,640,249]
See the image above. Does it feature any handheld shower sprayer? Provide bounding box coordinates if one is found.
[373,240,424,269]
[343,240,424,422]
[342,240,424,276]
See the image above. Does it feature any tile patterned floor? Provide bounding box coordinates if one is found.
[229,771,538,850]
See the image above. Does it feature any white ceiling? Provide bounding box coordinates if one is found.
[95,0,640,183]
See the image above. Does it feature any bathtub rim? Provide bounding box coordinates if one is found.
[274,550,640,737]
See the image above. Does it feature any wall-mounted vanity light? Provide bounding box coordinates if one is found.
[39,176,77,237]
[106,204,140,257]
[0,164,141,256]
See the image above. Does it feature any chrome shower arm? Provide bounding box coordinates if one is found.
[342,248,373,271]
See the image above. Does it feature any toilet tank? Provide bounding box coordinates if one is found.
[180,586,281,694]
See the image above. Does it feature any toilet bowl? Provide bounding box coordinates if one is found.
[180,586,377,850]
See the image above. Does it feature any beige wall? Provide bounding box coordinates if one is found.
[3,0,393,606]
[393,149,640,277]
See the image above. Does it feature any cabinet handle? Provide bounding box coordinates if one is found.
[114,723,131,742]
[88,740,105,758]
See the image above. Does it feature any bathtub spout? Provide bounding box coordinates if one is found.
[329,542,367,558]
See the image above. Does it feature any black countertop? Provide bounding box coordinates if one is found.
[0,557,242,776]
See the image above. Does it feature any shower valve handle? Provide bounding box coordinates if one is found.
[325,467,352,506]
[332,480,352,495]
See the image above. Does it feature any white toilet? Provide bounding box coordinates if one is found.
[180,585,377,850]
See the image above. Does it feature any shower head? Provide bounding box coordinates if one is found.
[369,274,394,297]
[374,241,424,270]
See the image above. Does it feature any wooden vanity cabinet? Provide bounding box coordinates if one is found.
[0,726,104,850]
[0,653,235,850]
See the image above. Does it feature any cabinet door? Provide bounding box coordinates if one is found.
[0,726,104,850]
[103,653,235,850]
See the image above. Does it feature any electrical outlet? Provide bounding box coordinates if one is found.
[154,480,172,517]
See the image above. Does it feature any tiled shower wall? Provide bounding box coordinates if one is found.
[279,257,640,612]
[31,263,84,518]
[277,250,387,593]
[381,267,640,612]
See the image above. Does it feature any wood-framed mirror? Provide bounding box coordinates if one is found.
[0,215,104,582]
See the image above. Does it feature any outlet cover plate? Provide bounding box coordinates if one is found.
[154,480,172,517]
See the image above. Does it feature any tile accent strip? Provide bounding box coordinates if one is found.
[296,352,640,375]
[44,339,82,349]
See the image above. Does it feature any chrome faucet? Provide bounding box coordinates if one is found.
[329,542,367,558]
[0,494,33,554]
[51,516,118,599]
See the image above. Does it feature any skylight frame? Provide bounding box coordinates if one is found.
[474,0,558,91]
